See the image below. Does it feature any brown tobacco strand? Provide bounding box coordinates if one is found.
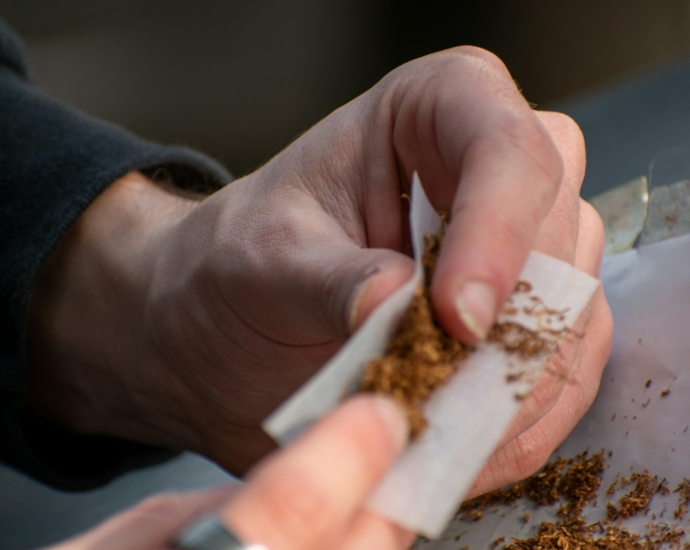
[359,226,561,439]
[359,229,469,438]
[454,450,689,550]
[674,479,690,520]
[487,322,557,358]
[459,451,603,518]
[607,472,669,521]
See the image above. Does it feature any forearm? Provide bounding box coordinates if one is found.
[0,18,232,487]
[25,172,202,450]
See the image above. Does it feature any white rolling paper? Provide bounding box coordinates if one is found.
[414,230,690,548]
[263,174,600,537]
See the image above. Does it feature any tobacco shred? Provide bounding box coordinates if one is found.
[359,226,560,438]
[457,451,603,527]
[607,472,669,520]
[453,450,689,550]
[674,479,690,520]
[358,229,469,437]
[507,520,684,550]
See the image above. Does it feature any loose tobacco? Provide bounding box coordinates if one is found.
[359,229,469,438]
[454,450,690,550]
[359,226,559,438]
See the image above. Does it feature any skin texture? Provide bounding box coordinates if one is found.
[47,396,416,550]
[27,46,612,545]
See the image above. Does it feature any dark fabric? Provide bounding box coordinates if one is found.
[0,19,232,490]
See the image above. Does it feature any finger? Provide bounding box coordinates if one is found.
[46,486,236,550]
[466,287,612,498]
[486,199,606,451]
[422,53,565,342]
[281,237,416,338]
[531,112,586,262]
[310,243,417,336]
[452,110,589,462]
[219,395,408,550]
[444,117,589,465]
[465,202,611,498]
[575,200,606,275]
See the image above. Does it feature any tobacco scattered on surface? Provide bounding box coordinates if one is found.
[459,451,603,519]
[359,226,561,438]
[507,520,685,550]
[674,479,690,520]
[556,450,606,517]
[454,451,690,550]
[607,472,669,520]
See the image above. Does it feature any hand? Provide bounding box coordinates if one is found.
[28,47,612,493]
[464,112,613,498]
[47,396,414,550]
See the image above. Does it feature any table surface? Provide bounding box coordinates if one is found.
[6,55,690,550]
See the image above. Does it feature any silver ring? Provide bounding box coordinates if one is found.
[171,515,267,550]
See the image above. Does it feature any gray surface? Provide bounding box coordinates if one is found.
[6,53,690,550]
[556,56,690,198]
[0,454,236,549]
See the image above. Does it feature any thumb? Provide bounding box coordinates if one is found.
[300,244,415,339]
[222,198,416,346]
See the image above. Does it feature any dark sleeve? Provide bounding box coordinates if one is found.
[0,19,233,490]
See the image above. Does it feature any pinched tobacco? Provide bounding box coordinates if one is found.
[358,229,469,438]
[359,226,560,439]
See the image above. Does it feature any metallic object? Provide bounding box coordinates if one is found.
[638,145,690,246]
[638,179,690,246]
[589,175,648,255]
[172,515,268,550]
[591,144,690,253]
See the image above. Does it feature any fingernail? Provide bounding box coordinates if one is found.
[347,265,381,333]
[372,396,409,452]
[455,280,497,340]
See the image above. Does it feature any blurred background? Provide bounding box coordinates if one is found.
[5,3,690,548]
[5,0,690,179]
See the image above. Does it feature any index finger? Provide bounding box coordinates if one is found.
[427,50,565,342]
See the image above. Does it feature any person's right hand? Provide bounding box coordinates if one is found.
[48,396,414,550]
[28,46,612,496]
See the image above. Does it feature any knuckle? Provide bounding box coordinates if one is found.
[580,200,606,254]
[527,370,565,416]
[542,112,585,148]
[446,45,510,75]
[497,111,565,188]
[490,212,531,260]
[592,295,614,362]
[599,318,614,372]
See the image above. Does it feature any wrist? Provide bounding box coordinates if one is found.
[25,171,199,449]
